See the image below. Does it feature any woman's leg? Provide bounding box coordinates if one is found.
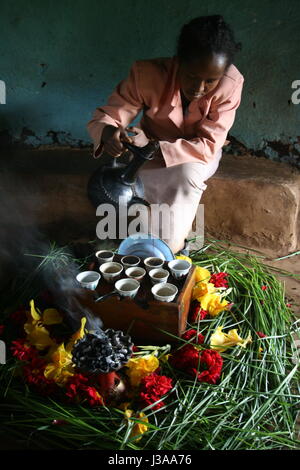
[138,150,222,253]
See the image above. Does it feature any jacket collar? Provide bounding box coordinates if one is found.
[167,57,204,131]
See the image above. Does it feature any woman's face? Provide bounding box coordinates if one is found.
[178,53,228,102]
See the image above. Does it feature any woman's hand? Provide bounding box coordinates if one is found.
[101,125,131,157]
[125,126,150,147]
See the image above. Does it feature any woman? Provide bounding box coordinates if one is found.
[87,15,244,254]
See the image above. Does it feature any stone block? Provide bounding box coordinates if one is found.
[189,154,300,256]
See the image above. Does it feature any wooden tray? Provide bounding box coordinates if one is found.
[72,254,195,345]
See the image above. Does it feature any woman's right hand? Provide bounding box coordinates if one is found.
[101,125,131,157]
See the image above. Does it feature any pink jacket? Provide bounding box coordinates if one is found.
[87,56,244,167]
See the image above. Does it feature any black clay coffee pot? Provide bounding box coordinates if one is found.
[87,140,159,209]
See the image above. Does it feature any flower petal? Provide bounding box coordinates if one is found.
[29,299,41,321]
[42,308,63,325]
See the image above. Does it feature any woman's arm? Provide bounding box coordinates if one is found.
[87,62,144,158]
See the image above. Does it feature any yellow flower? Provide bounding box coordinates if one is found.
[124,409,149,441]
[258,346,264,359]
[125,354,159,387]
[118,402,131,411]
[200,293,229,317]
[194,266,211,284]
[210,326,252,353]
[42,308,63,325]
[192,282,216,301]
[44,317,87,385]
[176,254,192,264]
[24,300,62,350]
[44,342,74,385]
[65,317,87,353]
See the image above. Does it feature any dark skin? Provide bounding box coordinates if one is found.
[101,52,228,157]
[177,52,228,101]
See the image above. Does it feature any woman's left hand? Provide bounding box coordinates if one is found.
[125,126,150,147]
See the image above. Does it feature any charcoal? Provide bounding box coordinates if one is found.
[71,329,133,374]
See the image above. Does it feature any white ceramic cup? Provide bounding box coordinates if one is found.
[76,271,101,290]
[95,250,114,265]
[100,262,123,284]
[121,255,141,268]
[168,259,192,279]
[144,256,164,272]
[149,268,169,285]
[125,267,146,281]
[115,278,140,298]
[151,283,178,302]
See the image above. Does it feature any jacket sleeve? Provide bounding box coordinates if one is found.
[87,61,144,158]
[159,76,244,166]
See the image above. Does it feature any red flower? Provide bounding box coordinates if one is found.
[198,349,223,384]
[84,386,104,407]
[65,373,104,407]
[23,357,57,395]
[210,272,229,288]
[256,331,267,338]
[65,374,88,399]
[182,329,204,345]
[169,344,201,371]
[286,303,292,308]
[139,373,173,410]
[11,339,38,362]
[189,301,208,323]
[0,325,5,336]
[169,346,222,385]
[261,285,268,291]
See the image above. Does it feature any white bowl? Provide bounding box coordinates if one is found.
[168,259,191,279]
[95,250,114,265]
[121,255,141,268]
[149,268,169,285]
[144,256,164,272]
[115,278,140,298]
[76,271,101,290]
[151,282,178,302]
[100,262,123,283]
[125,267,146,281]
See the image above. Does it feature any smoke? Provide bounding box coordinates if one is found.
[0,171,103,333]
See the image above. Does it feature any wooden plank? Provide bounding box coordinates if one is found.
[73,254,195,344]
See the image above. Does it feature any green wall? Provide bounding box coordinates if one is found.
[1,0,300,165]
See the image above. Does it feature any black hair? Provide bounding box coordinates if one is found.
[176,15,241,66]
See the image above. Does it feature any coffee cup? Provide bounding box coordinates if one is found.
[115,278,140,298]
[151,283,178,302]
[95,250,114,265]
[149,268,169,285]
[121,255,141,268]
[76,271,101,290]
[168,259,191,279]
[144,257,164,272]
[100,262,123,284]
[125,267,146,281]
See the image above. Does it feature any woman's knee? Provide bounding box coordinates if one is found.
[175,163,208,192]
